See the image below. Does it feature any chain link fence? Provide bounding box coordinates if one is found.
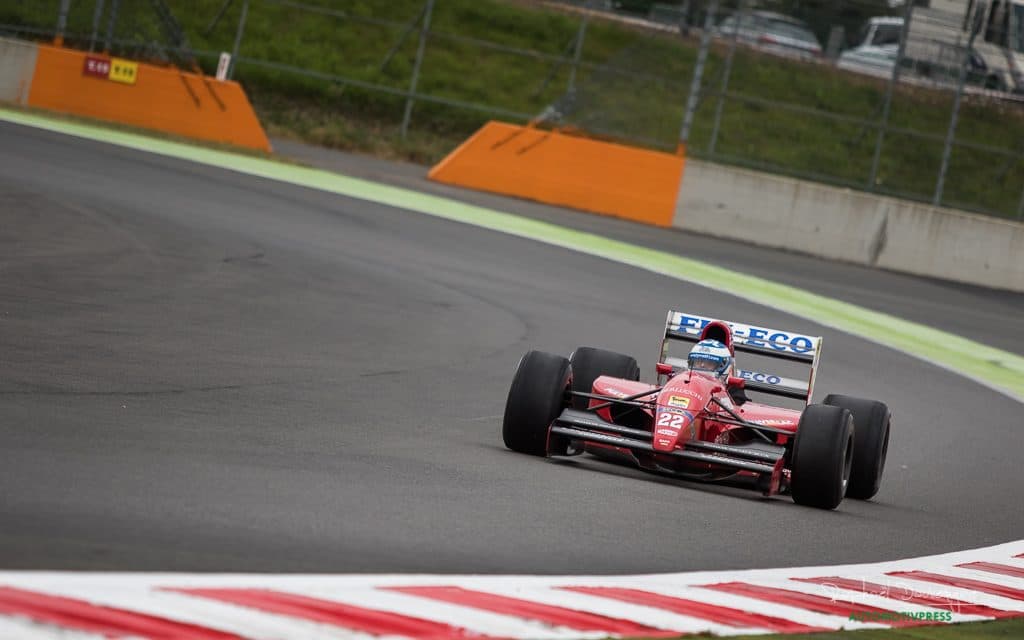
[2,0,1023,218]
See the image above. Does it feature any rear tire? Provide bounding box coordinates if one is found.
[790,404,854,510]
[825,394,890,500]
[568,347,639,410]
[502,351,571,456]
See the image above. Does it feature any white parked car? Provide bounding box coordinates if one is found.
[716,11,823,61]
[837,16,903,78]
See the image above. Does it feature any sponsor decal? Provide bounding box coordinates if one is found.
[751,418,795,426]
[82,56,138,85]
[600,387,629,398]
[657,438,672,447]
[667,395,690,408]
[109,58,139,84]
[848,611,952,623]
[673,313,815,355]
[671,388,702,398]
[657,428,678,436]
[738,370,783,385]
[661,407,693,417]
[82,56,111,78]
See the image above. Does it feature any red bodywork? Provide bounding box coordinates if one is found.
[584,374,796,490]
[567,320,804,495]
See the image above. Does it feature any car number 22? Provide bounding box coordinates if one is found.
[657,412,686,428]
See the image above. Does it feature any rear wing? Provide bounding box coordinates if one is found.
[660,310,823,402]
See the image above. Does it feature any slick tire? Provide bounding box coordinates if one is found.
[502,350,571,456]
[568,347,640,410]
[790,404,854,510]
[825,394,891,500]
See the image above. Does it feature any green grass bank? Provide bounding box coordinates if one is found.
[720,616,1024,639]
[3,0,1024,217]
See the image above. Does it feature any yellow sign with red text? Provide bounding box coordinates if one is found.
[108,58,138,84]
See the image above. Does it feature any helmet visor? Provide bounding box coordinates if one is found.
[688,353,728,375]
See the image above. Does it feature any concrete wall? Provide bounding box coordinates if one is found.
[0,38,37,104]
[674,159,1024,292]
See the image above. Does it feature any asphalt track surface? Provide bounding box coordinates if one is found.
[1,121,1022,575]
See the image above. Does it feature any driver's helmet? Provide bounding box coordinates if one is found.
[687,339,733,381]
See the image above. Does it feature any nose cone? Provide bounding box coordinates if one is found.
[652,407,693,452]
[655,375,712,452]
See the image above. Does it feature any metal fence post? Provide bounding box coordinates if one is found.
[380,3,428,72]
[401,0,435,140]
[867,0,913,190]
[89,0,106,52]
[709,0,744,155]
[678,0,719,153]
[55,0,71,47]
[567,10,589,96]
[204,0,235,36]
[228,0,249,80]
[934,14,981,207]
[103,0,120,53]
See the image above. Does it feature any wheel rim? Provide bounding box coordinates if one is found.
[876,419,891,482]
[841,432,853,492]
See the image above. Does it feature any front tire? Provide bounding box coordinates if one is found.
[825,394,890,500]
[568,347,639,410]
[502,351,571,456]
[790,404,854,510]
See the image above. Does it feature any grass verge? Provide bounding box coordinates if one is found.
[3,0,1023,217]
[709,617,1024,639]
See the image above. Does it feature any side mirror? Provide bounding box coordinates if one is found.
[727,376,746,388]
[656,363,675,376]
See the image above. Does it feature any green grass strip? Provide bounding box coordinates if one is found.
[3,106,1021,402]
[720,616,1024,639]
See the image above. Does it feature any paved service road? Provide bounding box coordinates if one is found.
[1,121,1021,575]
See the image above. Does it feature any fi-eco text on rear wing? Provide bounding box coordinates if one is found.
[660,310,823,402]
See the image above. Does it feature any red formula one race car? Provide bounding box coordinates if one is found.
[502,310,891,509]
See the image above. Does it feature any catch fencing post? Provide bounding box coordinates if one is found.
[402,0,435,140]
[568,8,590,97]
[380,3,428,72]
[55,0,71,47]
[228,0,249,80]
[89,0,105,52]
[103,0,120,53]
[708,0,744,155]
[934,12,982,207]
[678,0,719,154]
[867,0,914,190]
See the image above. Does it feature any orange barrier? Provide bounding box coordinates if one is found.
[27,44,270,152]
[428,121,684,227]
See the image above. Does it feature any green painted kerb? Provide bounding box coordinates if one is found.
[3,107,1022,402]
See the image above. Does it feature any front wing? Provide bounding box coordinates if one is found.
[549,408,787,495]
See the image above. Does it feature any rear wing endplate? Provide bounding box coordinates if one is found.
[660,310,823,402]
